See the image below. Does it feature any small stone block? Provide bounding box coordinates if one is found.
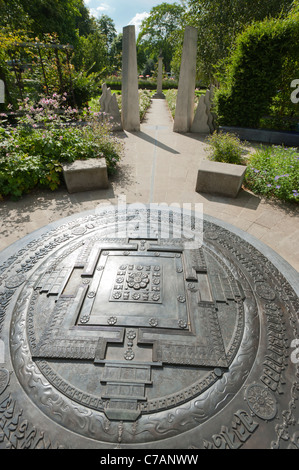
[62,158,108,193]
[196,160,247,198]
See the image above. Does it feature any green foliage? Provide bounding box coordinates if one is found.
[138,90,152,121]
[0,4,119,108]
[205,131,247,165]
[71,70,102,108]
[165,89,178,118]
[186,0,293,83]
[245,145,299,202]
[137,2,185,73]
[0,93,123,199]
[0,0,92,46]
[215,10,299,129]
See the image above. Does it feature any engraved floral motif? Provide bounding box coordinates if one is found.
[131,293,140,300]
[107,316,117,325]
[127,330,136,340]
[124,349,135,360]
[80,315,90,324]
[255,282,276,301]
[178,319,188,329]
[151,294,160,301]
[127,272,149,290]
[245,384,277,420]
[149,318,158,327]
[112,292,122,299]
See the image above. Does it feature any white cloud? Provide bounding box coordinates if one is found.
[128,12,150,34]
[89,2,113,18]
[97,3,110,12]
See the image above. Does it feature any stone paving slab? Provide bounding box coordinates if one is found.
[0,99,298,271]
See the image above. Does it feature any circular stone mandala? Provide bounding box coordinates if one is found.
[0,206,298,449]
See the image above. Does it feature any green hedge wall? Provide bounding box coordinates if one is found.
[215,11,299,129]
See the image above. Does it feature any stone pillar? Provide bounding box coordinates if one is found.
[190,94,210,133]
[100,83,122,131]
[152,51,165,99]
[122,25,140,132]
[173,26,198,133]
[0,80,4,103]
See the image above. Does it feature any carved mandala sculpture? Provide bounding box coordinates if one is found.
[0,206,298,449]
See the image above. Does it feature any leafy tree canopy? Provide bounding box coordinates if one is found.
[186,0,294,81]
[137,2,185,73]
[0,0,93,45]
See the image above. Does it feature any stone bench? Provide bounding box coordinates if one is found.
[196,160,247,198]
[62,158,109,194]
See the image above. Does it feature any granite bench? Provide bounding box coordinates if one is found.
[62,158,109,194]
[196,160,247,198]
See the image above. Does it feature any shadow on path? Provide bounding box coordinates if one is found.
[134,131,180,155]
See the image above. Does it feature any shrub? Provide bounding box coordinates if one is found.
[165,89,178,118]
[205,131,247,164]
[215,10,299,130]
[138,89,152,120]
[245,145,299,202]
[0,93,123,199]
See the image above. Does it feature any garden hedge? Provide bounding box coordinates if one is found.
[215,11,299,129]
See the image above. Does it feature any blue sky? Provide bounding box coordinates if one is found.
[83,0,178,34]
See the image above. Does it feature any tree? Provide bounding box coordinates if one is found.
[96,14,117,51]
[110,33,123,73]
[186,0,294,82]
[0,0,92,45]
[215,6,299,129]
[137,2,185,73]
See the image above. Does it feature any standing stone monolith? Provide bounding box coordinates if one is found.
[0,80,4,103]
[190,94,210,133]
[173,26,198,133]
[100,83,122,131]
[152,51,165,99]
[122,25,140,132]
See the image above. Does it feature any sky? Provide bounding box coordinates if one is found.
[83,0,179,34]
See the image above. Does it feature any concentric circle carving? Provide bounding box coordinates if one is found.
[0,206,297,449]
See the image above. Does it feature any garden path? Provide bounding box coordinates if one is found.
[0,98,298,271]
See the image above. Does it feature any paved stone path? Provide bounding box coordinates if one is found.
[0,98,298,271]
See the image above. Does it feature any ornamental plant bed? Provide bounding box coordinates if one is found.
[0,93,123,200]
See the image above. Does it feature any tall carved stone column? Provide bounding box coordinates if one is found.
[122,25,140,132]
[173,26,198,133]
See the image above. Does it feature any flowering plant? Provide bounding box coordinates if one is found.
[0,93,123,199]
[245,146,299,202]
